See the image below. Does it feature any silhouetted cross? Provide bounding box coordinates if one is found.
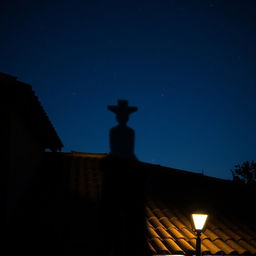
[108,100,137,124]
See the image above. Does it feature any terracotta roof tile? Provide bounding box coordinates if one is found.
[149,238,170,254]
[212,238,236,254]
[209,225,232,241]
[149,217,164,229]
[205,229,219,241]
[160,217,176,229]
[226,239,249,255]
[148,227,161,238]
[189,238,211,254]
[155,227,173,239]
[145,201,256,256]
[163,238,184,254]
[175,238,194,253]
[201,237,223,254]
[238,240,256,254]
[180,227,196,239]
[176,212,194,230]
[167,227,185,239]
[206,229,238,254]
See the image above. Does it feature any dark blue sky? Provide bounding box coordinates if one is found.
[2,0,256,180]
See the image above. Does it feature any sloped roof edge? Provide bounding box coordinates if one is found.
[2,72,64,151]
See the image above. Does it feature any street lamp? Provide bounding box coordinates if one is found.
[191,213,208,256]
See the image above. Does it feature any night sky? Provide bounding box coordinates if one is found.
[2,0,256,180]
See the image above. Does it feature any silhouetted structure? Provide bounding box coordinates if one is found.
[2,72,63,251]
[4,73,256,255]
[101,100,149,256]
[108,100,138,160]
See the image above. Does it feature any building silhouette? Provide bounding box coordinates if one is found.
[3,72,62,249]
[3,73,256,254]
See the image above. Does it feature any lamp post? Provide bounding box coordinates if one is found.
[192,213,208,256]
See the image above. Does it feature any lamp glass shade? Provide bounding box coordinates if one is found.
[192,214,208,231]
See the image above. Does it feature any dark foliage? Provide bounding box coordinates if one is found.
[231,160,256,185]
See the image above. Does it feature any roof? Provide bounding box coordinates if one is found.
[2,72,63,151]
[146,201,256,255]
[46,152,256,255]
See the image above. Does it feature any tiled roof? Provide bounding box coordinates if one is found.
[146,201,256,255]
[2,72,63,151]
[48,152,256,255]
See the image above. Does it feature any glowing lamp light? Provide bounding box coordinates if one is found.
[192,213,208,256]
[192,213,208,231]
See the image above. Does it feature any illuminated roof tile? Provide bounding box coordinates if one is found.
[149,217,164,229]
[213,238,237,255]
[150,238,170,254]
[155,227,173,239]
[148,227,161,239]
[160,217,176,229]
[189,238,211,254]
[175,238,194,253]
[163,238,183,254]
